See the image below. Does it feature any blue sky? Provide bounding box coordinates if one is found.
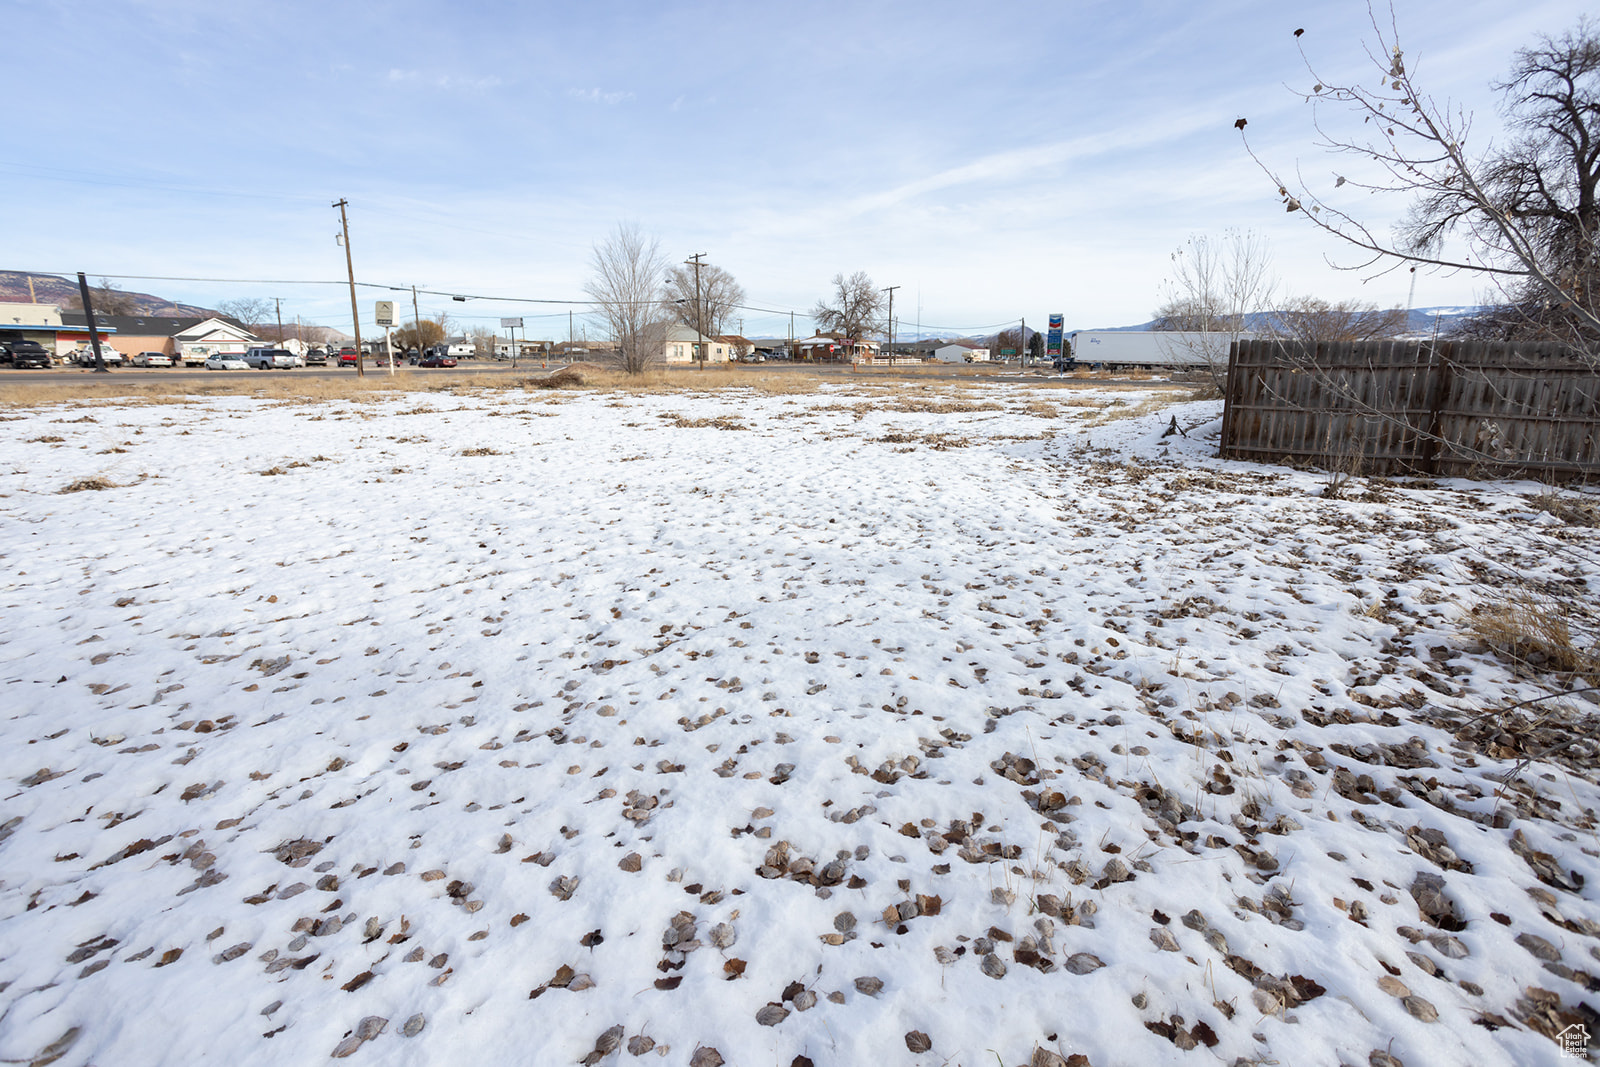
[6,0,1585,338]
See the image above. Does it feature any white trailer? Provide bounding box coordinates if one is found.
[1068,330,1244,370]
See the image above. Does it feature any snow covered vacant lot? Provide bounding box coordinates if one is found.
[1,379,1597,1067]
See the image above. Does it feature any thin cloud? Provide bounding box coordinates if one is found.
[387,69,504,91]
[566,87,634,105]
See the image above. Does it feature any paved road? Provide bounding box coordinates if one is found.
[1,361,1183,388]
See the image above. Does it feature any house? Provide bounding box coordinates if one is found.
[59,312,262,364]
[795,333,879,362]
[660,325,730,364]
[932,342,991,363]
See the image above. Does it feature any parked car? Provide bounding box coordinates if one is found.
[338,348,360,367]
[418,354,457,368]
[131,351,172,367]
[204,355,249,370]
[303,349,328,366]
[243,347,298,369]
[2,339,53,368]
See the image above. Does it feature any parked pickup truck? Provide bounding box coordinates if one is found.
[2,339,53,367]
[69,345,123,366]
[242,347,298,369]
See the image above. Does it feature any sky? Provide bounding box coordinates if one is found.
[5,0,1587,339]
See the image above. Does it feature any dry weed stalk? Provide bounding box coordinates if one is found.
[1470,590,1600,683]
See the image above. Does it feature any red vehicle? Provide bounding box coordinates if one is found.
[418,354,457,368]
[338,347,359,367]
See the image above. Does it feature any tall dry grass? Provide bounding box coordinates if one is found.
[1470,590,1600,683]
[1,364,1201,412]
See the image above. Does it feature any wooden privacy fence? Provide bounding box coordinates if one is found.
[1220,338,1600,481]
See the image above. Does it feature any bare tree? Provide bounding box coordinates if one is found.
[1240,8,1600,355]
[663,263,746,341]
[469,326,498,358]
[585,222,669,375]
[216,297,275,330]
[63,277,137,316]
[811,271,884,359]
[1153,229,1278,387]
[1273,296,1409,346]
[393,319,446,353]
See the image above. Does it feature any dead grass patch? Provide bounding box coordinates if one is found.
[1470,590,1600,682]
[872,431,972,449]
[1081,397,1172,426]
[659,413,748,430]
[57,476,118,494]
[458,446,503,456]
[1528,489,1600,528]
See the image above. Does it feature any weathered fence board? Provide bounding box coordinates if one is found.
[1220,339,1600,480]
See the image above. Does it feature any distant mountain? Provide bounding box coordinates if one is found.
[1070,306,1486,336]
[0,271,217,318]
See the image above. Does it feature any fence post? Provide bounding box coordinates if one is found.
[1419,340,1453,476]
[1219,339,1243,458]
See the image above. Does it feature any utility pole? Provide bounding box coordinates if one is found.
[686,253,707,370]
[334,199,363,378]
[75,272,109,373]
[273,298,285,345]
[789,310,794,360]
[411,284,422,362]
[1020,316,1026,368]
[882,285,898,364]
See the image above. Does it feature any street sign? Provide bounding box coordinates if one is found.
[500,317,523,329]
[1047,313,1063,358]
[375,301,394,326]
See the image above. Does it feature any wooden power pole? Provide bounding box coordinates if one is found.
[687,253,707,370]
[334,199,363,378]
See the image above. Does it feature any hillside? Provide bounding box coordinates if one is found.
[0,271,216,318]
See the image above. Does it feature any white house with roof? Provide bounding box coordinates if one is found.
[932,342,990,363]
[173,318,263,366]
[660,325,730,364]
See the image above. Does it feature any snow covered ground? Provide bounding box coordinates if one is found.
[1,380,1597,1067]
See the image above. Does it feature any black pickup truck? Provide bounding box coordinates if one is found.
[1,339,53,368]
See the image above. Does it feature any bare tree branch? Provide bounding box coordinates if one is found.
[1239,6,1600,354]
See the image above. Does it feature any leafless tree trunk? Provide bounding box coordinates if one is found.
[1153,229,1278,389]
[584,223,669,375]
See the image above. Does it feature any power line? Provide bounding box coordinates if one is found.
[18,269,1019,337]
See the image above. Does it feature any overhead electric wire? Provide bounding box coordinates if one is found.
[20,270,1019,337]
